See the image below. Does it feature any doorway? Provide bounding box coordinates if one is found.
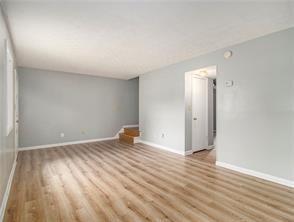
[14,69,19,150]
[186,65,217,156]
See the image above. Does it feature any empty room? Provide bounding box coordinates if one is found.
[0,1,294,222]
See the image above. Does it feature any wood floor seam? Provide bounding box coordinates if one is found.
[4,140,294,222]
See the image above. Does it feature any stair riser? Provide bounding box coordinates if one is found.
[124,128,140,137]
[119,133,134,144]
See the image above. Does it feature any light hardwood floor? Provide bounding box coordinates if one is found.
[4,140,294,222]
[191,149,216,164]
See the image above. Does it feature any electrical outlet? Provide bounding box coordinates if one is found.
[161,133,165,138]
[81,130,85,135]
[60,133,65,138]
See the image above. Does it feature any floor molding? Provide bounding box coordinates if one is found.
[205,145,215,150]
[18,137,117,151]
[138,140,189,156]
[216,161,294,188]
[0,155,17,222]
[184,150,194,156]
[19,124,139,151]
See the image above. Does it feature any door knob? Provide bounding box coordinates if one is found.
[193,118,197,120]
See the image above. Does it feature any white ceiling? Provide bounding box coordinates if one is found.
[2,1,294,79]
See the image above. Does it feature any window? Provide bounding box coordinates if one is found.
[6,44,14,136]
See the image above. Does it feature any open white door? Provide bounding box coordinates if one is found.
[192,75,208,151]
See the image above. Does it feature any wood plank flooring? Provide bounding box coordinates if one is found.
[191,149,216,164]
[4,140,294,222]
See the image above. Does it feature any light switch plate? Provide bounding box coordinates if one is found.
[225,80,234,87]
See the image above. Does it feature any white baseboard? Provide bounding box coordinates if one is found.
[122,124,139,128]
[138,140,189,156]
[19,124,139,151]
[133,137,141,144]
[185,150,194,155]
[206,145,215,150]
[0,155,17,222]
[18,137,117,151]
[216,161,294,188]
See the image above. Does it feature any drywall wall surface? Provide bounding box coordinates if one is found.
[0,6,17,218]
[140,27,294,181]
[18,67,139,147]
[139,66,186,152]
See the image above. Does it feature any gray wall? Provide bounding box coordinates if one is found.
[140,27,294,181]
[18,67,139,148]
[139,68,185,152]
[0,6,17,218]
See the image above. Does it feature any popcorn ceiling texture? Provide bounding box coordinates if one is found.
[3,1,294,79]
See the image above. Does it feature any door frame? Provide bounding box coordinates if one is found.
[14,68,19,150]
[191,74,209,152]
[184,65,217,156]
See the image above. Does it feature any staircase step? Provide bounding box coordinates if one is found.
[124,127,140,137]
[119,133,134,144]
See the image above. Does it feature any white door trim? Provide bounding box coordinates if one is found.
[14,68,19,150]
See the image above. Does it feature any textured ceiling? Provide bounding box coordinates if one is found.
[2,1,294,79]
